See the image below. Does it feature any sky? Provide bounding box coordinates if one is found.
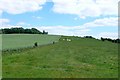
[0,0,119,39]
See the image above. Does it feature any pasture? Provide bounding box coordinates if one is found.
[2,35,118,78]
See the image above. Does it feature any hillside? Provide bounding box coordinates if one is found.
[2,34,60,50]
[2,36,118,78]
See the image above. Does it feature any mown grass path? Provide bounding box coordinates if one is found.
[2,36,118,78]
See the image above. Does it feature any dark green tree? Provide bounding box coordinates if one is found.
[0,27,43,34]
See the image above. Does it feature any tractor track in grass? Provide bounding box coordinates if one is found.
[4,62,116,72]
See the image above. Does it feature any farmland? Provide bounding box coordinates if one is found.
[2,35,118,78]
[2,34,60,50]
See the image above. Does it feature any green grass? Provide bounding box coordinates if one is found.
[2,34,60,50]
[0,34,2,78]
[2,35,118,78]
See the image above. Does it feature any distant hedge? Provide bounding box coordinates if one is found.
[0,27,48,34]
[84,36,120,44]
[101,37,120,43]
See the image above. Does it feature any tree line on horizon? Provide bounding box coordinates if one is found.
[0,27,119,43]
[84,36,120,43]
[101,37,120,43]
[0,27,48,34]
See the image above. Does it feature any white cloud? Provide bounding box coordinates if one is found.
[0,10,2,16]
[0,0,118,17]
[0,17,118,39]
[0,0,47,14]
[1,25,22,29]
[52,0,119,18]
[33,26,90,36]
[34,17,118,37]
[0,18,10,24]
[36,17,42,19]
[32,16,42,19]
[17,22,30,26]
[0,19,26,28]
[0,18,10,27]
[98,32,118,39]
[83,17,118,28]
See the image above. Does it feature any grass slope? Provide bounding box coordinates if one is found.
[2,34,60,50]
[2,36,118,78]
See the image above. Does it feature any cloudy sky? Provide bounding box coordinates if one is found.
[0,0,119,39]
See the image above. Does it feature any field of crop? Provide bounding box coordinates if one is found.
[2,34,61,50]
[2,35,118,78]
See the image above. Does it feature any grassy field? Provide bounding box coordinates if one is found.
[2,35,118,78]
[2,34,60,50]
[0,34,1,79]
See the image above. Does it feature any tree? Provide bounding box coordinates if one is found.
[1,27,43,34]
[42,30,48,34]
[31,28,42,34]
[101,37,105,41]
[0,29,2,34]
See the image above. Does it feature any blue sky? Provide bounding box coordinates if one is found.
[0,0,119,39]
